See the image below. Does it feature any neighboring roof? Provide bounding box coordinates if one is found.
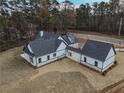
[42,31,59,39]
[28,38,62,57]
[81,40,116,62]
[66,46,81,53]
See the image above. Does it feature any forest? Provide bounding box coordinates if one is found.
[0,0,124,51]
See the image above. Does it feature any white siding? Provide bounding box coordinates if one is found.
[36,50,66,67]
[69,43,79,48]
[21,53,30,63]
[102,47,115,72]
[105,47,115,60]
[21,53,36,66]
[81,55,103,72]
[66,50,81,63]
[57,42,66,51]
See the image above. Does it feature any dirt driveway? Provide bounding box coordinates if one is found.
[74,33,124,45]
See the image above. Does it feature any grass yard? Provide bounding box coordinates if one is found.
[0,46,124,93]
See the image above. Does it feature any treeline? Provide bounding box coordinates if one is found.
[76,0,124,35]
[0,0,124,51]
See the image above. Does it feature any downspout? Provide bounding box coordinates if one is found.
[35,57,38,67]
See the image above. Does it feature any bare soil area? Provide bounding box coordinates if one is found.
[0,46,124,93]
[0,46,96,93]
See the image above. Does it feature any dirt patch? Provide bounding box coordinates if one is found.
[9,72,96,93]
[0,46,38,93]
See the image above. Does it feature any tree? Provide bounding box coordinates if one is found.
[118,0,124,36]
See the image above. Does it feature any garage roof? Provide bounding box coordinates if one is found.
[81,40,116,62]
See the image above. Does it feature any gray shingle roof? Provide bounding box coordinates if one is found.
[35,31,78,45]
[66,46,81,53]
[81,40,116,62]
[42,32,59,39]
[28,38,62,57]
[35,32,42,39]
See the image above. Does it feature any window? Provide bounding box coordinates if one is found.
[68,52,72,56]
[84,57,87,62]
[53,53,56,57]
[38,58,41,63]
[95,61,98,67]
[47,55,50,60]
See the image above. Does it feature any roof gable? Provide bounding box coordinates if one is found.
[105,46,116,60]
[61,34,78,45]
[57,42,66,51]
[81,40,115,61]
[23,44,34,57]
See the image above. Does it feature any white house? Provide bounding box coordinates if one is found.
[21,31,116,74]
[21,38,67,67]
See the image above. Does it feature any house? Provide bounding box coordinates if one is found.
[21,38,66,67]
[21,31,116,74]
[21,31,79,67]
[80,40,116,72]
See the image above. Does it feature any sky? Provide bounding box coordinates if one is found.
[58,0,110,8]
